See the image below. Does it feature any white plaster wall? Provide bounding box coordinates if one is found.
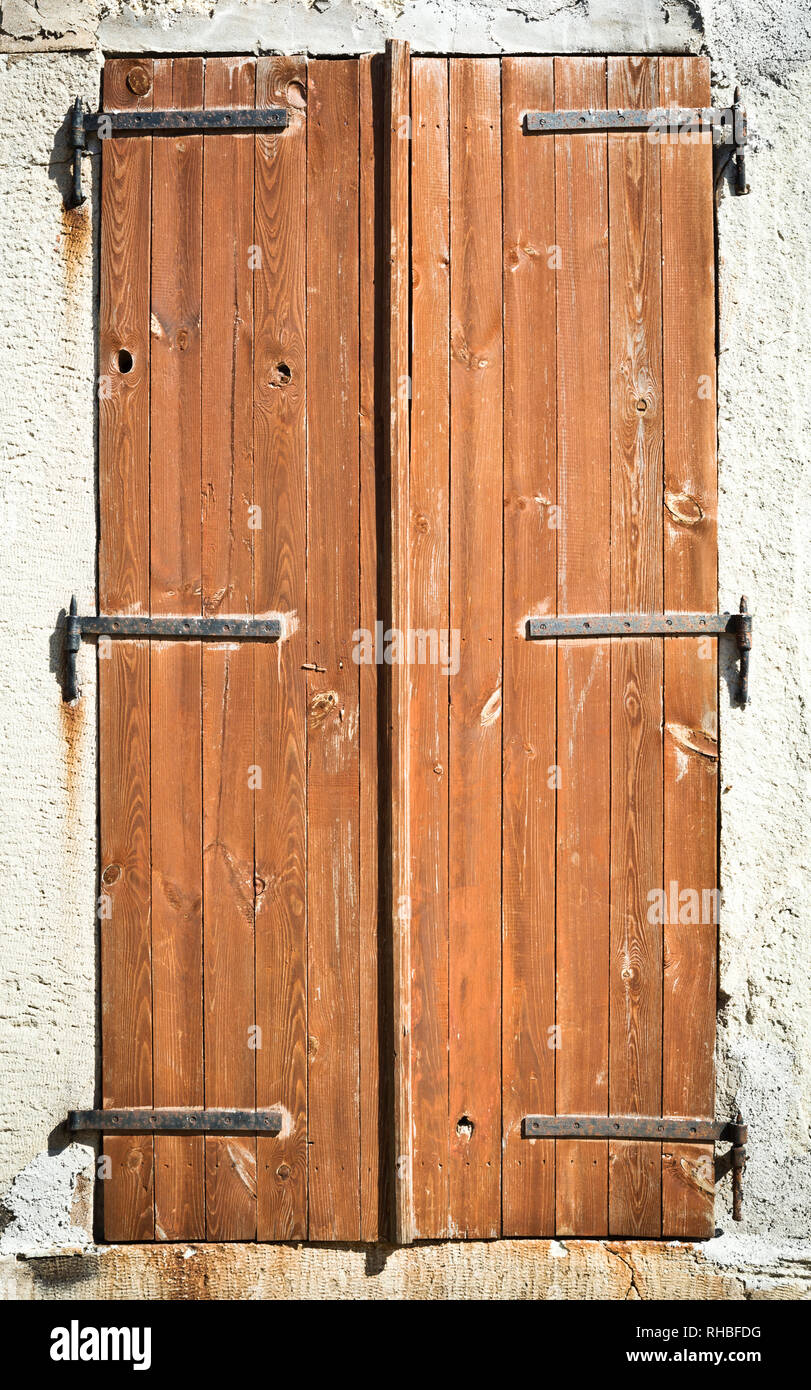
[0,0,808,1289]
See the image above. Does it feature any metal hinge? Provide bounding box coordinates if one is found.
[522,1113,748,1221]
[526,597,752,706]
[67,96,289,207]
[68,1108,282,1136]
[64,596,281,702]
[524,88,749,194]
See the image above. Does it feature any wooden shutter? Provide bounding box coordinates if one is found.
[98,55,385,1242]
[397,54,719,1241]
[96,49,719,1244]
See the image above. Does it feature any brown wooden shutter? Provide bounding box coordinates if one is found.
[95,49,719,1244]
[98,55,384,1242]
[397,53,719,1242]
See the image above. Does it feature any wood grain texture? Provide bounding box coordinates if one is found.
[99,643,154,1240]
[501,56,556,1238]
[253,55,308,1241]
[99,60,152,617]
[201,56,257,1241]
[554,56,610,1238]
[448,58,503,1238]
[306,59,362,1241]
[660,55,718,1240]
[149,55,205,1244]
[606,56,663,1238]
[359,52,386,1242]
[99,58,154,1242]
[409,55,450,1239]
[387,35,414,1248]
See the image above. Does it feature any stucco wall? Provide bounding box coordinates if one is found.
[0,0,809,1298]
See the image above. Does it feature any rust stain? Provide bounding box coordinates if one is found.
[58,204,91,298]
[59,695,85,839]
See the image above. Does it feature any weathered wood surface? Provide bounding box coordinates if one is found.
[99,57,154,1243]
[97,53,719,1243]
[306,58,362,1241]
[501,55,556,1238]
[660,55,718,1239]
[447,57,504,1239]
[149,57,205,1243]
[253,55,308,1241]
[409,54,450,1240]
[607,55,664,1240]
[553,56,611,1238]
[201,56,257,1241]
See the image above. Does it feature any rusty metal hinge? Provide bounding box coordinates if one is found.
[64,596,281,702]
[67,96,289,207]
[524,89,749,194]
[525,597,752,706]
[522,1113,748,1221]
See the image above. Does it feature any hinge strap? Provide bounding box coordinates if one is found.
[522,1114,748,1221]
[525,597,752,706]
[67,98,289,207]
[64,596,281,702]
[68,1108,282,1135]
[524,93,749,195]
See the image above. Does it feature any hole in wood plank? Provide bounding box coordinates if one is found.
[270,362,292,387]
[117,349,134,374]
[456,1115,474,1140]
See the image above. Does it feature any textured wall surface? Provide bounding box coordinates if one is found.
[0,0,809,1298]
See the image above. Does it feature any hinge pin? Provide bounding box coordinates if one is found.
[731,1110,747,1221]
[65,594,81,702]
[68,96,87,209]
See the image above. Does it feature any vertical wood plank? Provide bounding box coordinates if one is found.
[99,57,154,1242]
[448,57,503,1238]
[359,52,386,1242]
[201,55,257,1241]
[253,55,308,1241]
[501,55,557,1238]
[149,56,205,1245]
[410,54,450,1239]
[306,58,362,1241]
[554,56,611,1238]
[386,39,413,1245]
[661,55,718,1239]
[606,56,664,1239]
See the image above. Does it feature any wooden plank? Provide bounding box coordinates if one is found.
[253,55,308,1241]
[448,57,503,1238]
[660,55,718,1240]
[358,52,386,1242]
[201,55,257,1241]
[554,56,610,1238]
[99,60,153,617]
[99,57,154,1243]
[385,38,413,1245]
[306,58,362,1241]
[501,55,556,1238]
[148,56,205,1245]
[606,56,664,1239]
[410,54,450,1239]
